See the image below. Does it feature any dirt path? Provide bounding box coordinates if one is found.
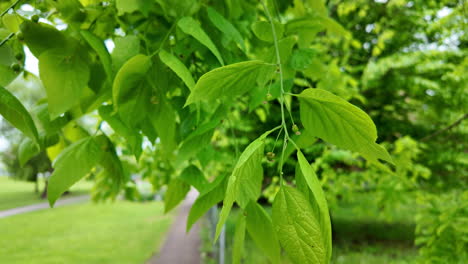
[0,195,89,219]
[148,189,201,264]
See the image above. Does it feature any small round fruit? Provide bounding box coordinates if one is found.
[31,15,40,23]
[16,32,24,41]
[266,93,273,100]
[266,152,275,159]
[11,63,21,72]
[292,124,299,133]
[15,53,24,61]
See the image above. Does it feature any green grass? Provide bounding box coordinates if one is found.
[0,176,93,211]
[0,201,173,264]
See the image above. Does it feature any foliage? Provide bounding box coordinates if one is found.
[415,191,468,264]
[0,0,466,263]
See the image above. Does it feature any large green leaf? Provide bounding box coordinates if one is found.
[251,20,284,42]
[115,0,152,16]
[94,135,125,200]
[176,119,219,163]
[206,7,246,52]
[296,150,332,262]
[164,178,190,213]
[0,86,39,143]
[148,96,177,153]
[112,55,152,128]
[20,21,68,57]
[177,17,224,65]
[159,50,195,90]
[81,31,113,79]
[245,202,281,264]
[185,60,274,106]
[272,186,326,264]
[298,88,393,164]
[179,165,208,192]
[111,36,140,72]
[48,137,101,206]
[233,214,246,264]
[186,174,227,231]
[39,48,90,119]
[18,138,40,167]
[98,105,142,159]
[215,127,279,240]
[112,54,151,109]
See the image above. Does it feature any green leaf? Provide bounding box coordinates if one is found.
[272,186,326,264]
[296,150,332,262]
[215,127,279,240]
[111,36,141,72]
[245,202,281,264]
[20,21,69,57]
[206,7,246,52]
[81,31,113,79]
[164,178,190,213]
[186,174,227,231]
[94,135,125,199]
[257,36,297,86]
[112,54,151,110]
[185,60,274,106]
[176,119,219,163]
[251,20,284,42]
[298,88,393,164]
[48,137,101,206]
[2,14,22,33]
[148,96,177,153]
[98,105,142,159]
[115,0,152,16]
[179,165,208,192]
[18,138,40,167]
[39,48,90,119]
[233,214,246,264]
[159,50,195,90]
[34,104,70,134]
[177,17,224,66]
[0,86,39,143]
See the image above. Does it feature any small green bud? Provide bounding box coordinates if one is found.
[150,96,159,104]
[266,152,275,159]
[31,15,40,23]
[292,124,299,133]
[16,32,24,41]
[11,63,21,72]
[15,53,24,61]
[266,93,273,100]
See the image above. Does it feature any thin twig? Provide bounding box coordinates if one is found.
[0,0,22,18]
[421,113,467,141]
[0,33,15,48]
[261,0,290,184]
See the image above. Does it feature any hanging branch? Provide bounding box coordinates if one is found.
[421,113,468,141]
[0,0,22,18]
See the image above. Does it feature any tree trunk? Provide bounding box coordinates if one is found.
[41,180,48,199]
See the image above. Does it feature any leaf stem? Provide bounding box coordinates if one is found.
[150,22,177,58]
[0,0,21,18]
[0,33,15,48]
[261,0,289,180]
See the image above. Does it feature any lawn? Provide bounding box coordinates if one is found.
[0,201,173,264]
[0,176,93,211]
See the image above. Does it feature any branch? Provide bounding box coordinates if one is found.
[1,0,22,18]
[421,113,468,142]
[0,33,15,48]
